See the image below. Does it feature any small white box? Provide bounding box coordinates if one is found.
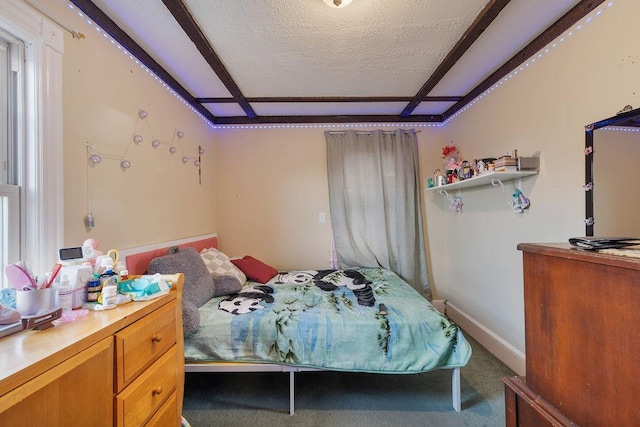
[59,265,92,309]
[517,156,540,171]
[59,265,93,289]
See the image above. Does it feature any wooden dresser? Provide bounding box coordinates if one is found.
[0,273,184,427]
[503,244,640,427]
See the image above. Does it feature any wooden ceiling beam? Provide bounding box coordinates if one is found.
[196,96,463,104]
[161,0,257,119]
[213,114,443,125]
[69,0,217,124]
[400,0,513,118]
[443,0,606,120]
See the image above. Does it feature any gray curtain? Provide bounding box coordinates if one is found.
[325,129,430,298]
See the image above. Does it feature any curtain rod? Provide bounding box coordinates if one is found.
[327,130,421,135]
[23,0,85,39]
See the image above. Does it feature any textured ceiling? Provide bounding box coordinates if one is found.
[72,0,597,125]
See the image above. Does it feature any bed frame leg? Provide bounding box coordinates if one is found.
[452,367,461,412]
[289,371,295,415]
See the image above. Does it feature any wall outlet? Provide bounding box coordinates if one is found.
[319,212,326,223]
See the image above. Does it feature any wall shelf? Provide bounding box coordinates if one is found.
[427,170,538,192]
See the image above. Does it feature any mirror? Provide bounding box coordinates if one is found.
[585,107,640,236]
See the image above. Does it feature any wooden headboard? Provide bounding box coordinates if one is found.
[123,234,218,275]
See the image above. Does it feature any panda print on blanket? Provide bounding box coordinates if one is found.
[313,269,376,307]
[273,269,376,307]
[272,270,316,284]
[219,285,274,315]
[221,269,376,315]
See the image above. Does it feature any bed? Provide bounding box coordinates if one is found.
[122,234,472,414]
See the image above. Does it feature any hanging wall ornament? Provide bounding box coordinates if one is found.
[84,108,205,227]
[197,145,202,184]
[86,108,203,175]
[511,189,530,213]
[175,132,204,172]
[86,143,95,231]
[88,153,102,166]
[448,195,463,213]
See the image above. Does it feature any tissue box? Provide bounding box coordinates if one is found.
[517,156,540,171]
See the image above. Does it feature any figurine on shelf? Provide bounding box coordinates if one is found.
[457,160,472,181]
[442,143,459,167]
[442,143,462,183]
[442,142,458,164]
[476,159,486,174]
[433,169,444,187]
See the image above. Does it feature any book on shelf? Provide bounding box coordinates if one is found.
[494,165,518,172]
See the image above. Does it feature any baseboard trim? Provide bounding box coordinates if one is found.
[445,301,525,376]
[431,299,446,313]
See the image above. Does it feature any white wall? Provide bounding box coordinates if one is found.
[424,0,640,370]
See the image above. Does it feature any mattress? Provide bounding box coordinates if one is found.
[184,267,471,373]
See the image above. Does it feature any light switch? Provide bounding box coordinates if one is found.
[319,212,326,223]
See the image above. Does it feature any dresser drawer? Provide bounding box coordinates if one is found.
[0,337,114,426]
[115,300,176,391]
[503,376,577,427]
[116,345,177,427]
[145,390,178,427]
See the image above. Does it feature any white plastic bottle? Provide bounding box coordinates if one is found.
[98,267,118,308]
[56,278,73,311]
[100,284,117,308]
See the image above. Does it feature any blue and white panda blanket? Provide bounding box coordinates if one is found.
[184,268,471,373]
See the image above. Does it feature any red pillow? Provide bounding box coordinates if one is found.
[231,256,278,284]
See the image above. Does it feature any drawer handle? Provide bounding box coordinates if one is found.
[152,386,163,396]
[151,334,162,343]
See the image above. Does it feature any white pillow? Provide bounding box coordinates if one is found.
[200,247,246,284]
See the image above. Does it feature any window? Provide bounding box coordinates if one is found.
[0,0,63,285]
[0,32,21,281]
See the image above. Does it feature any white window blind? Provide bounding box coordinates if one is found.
[0,33,21,284]
[0,185,19,274]
[0,0,64,286]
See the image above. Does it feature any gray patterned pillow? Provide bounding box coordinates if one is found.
[200,248,247,285]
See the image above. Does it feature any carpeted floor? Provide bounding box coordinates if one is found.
[182,333,515,426]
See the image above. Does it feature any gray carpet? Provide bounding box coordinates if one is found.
[182,333,515,426]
